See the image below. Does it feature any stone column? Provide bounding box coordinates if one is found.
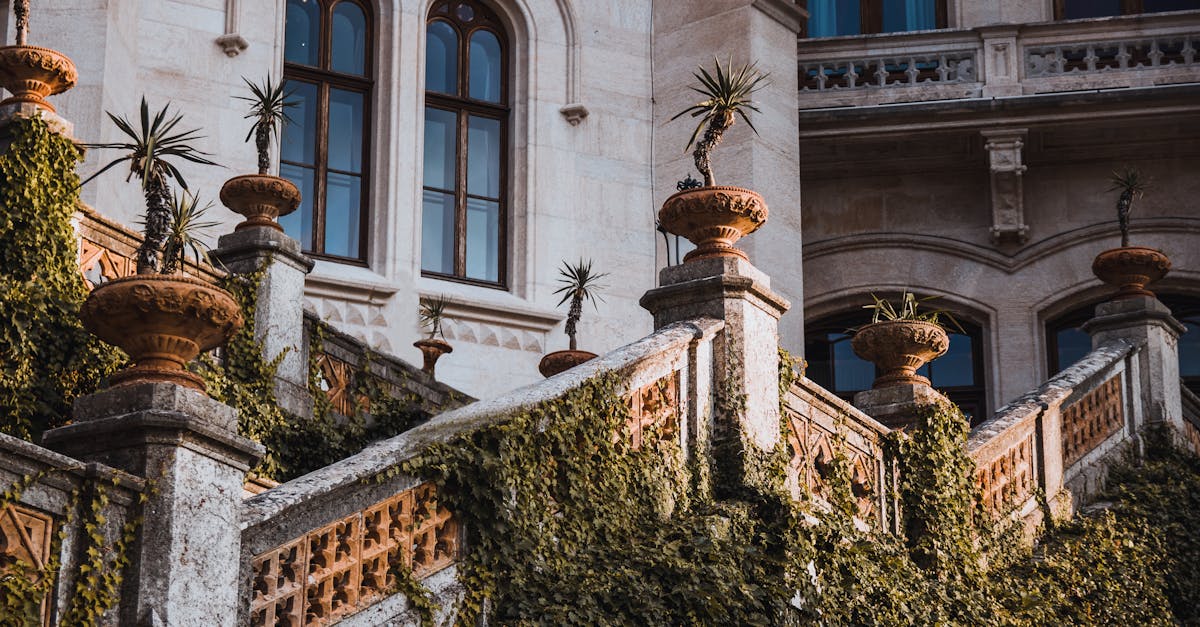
[43,382,263,626]
[1083,296,1185,429]
[641,257,789,490]
[211,227,315,418]
[853,384,951,431]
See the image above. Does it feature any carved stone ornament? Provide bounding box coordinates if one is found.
[850,320,949,389]
[657,186,768,263]
[538,349,597,378]
[0,45,77,113]
[1092,246,1171,300]
[80,274,243,392]
[413,337,453,377]
[220,174,302,231]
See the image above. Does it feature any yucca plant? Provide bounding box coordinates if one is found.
[13,0,28,46]
[236,75,297,175]
[84,98,219,274]
[419,294,450,339]
[160,190,219,274]
[553,259,608,351]
[671,57,769,187]
[861,292,964,334]
[1108,168,1149,247]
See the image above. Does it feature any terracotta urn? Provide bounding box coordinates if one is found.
[80,274,243,392]
[657,186,768,263]
[538,349,597,378]
[414,337,453,377]
[850,320,949,389]
[0,45,77,112]
[219,174,301,231]
[1092,246,1170,300]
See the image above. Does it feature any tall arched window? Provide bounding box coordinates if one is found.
[422,0,509,286]
[805,308,988,423]
[279,0,373,261]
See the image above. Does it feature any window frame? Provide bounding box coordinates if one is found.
[422,0,511,289]
[801,0,949,38]
[281,0,375,264]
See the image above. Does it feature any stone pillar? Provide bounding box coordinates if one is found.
[853,384,950,431]
[43,382,263,626]
[641,257,789,488]
[981,128,1028,245]
[1083,296,1185,428]
[211,227,315,418]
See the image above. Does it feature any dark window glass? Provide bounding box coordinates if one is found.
[1063,0,1122,18]
[807,0,945,37]
[1144,0,1200,11]
[422,0,509,286]
[1058,0,1199,19]
[281,0,373,261]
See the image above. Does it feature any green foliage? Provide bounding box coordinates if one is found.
[0,116,122,441]
[860,291,965,333]
[553,259,607,351]
[419,294,450,340]
[236,75,298,174]
[671,57,768,186]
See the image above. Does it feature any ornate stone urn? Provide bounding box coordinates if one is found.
[413,337,453,377]
[657,186,767,263]
[0,45,77,112]
[219,174,301,231]
[80,275,243,392]
[538,349,597,378]
[1092,246,1170,300]
[850,320,949,389]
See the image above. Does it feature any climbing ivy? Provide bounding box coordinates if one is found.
[0,116,122,441]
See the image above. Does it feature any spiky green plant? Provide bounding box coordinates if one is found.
[553,259,608,351]
[159,190,219,274]
[236,75,297,175]
[83,98,218,274]
[419,294,451,339]
[671,57,769,187]
[861,292,965,334]
[1108,168,1149,247]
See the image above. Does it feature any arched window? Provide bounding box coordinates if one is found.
[1047,294,1200,396]
[422,0,509,286]
[805,308,988,424]
[279,0,373,261]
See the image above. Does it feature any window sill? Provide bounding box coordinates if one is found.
[305,260,399,304]
[417,276,563,334]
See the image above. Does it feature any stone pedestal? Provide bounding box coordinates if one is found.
[212,226,315,418]
[43,382,263,626]
[641,257,789,488]
[853,383,949,431]
[1083,296,1184,428]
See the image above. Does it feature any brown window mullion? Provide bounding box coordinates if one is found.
[313,82,331,253]
[453,109,469,276]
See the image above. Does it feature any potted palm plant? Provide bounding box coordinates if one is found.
[1091,168,1170,299]
[850,293,958,389]
[414,295,453,377]
[0,0,77,113]
[539,259,607,378]
[659,58,770,263]
[219,76,301,231]
[80,98,242,393]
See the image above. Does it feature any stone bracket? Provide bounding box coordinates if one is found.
[981,128,1029,245]
[216,0,248,57]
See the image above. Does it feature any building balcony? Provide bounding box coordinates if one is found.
[797,10,1200,110]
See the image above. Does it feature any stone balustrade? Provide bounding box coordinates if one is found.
[1182,384,1200,455]
[797,11,1200,109]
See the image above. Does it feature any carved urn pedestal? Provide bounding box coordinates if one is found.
[413,337,453,377]
[1092,246,1170,300]
[220,174,301,231]
[850,320,949,389]
[657,186,767,262]
[80,274,243,392]
[538,349,597,378]
[0,45,77,112]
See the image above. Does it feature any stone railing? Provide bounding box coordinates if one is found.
[968,339,1138,519]
[781,377,895,531]
[1182,384,1200,456]
[0,433,144,625]
[797,11,1200,109]
[76,203,223,287]
[239,318,725,625]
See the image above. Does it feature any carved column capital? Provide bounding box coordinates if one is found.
[981,128,1029,245]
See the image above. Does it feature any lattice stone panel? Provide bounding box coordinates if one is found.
[783,405,879,522]
[316,352,359,416]
[250,483,459,626]
[976,429,1037,515]
[625,371,680,450]
[78,237,136,289]
[1061,376,1124,467]
[0,504,55,626]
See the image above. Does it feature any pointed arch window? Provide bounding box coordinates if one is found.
[422,0,509,286]
[279,0,373,261]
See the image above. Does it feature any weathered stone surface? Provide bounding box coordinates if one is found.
[1084,296,1184,428]
[852,383,949,430]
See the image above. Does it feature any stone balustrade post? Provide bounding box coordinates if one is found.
[211,226,315,418]
[641,257,789,491]
[1083,296,1185,430]
[43,382,263,626]
[852,383,951,431]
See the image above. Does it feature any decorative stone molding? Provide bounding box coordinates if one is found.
[979,26,1022,98]
[976,426,1037,515]
[1061,375,1124,467]
[215,0,249,57]
[981,128,1029,245]
[435,295,562,354]
[0,503,53,625]
[558,103,589,125]
[625,371,679,451]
